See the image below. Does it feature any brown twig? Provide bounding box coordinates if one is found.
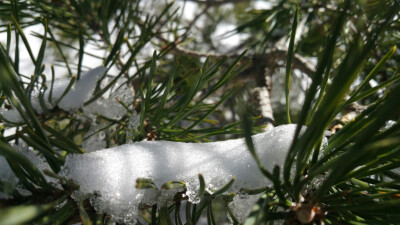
[164,42,316,76]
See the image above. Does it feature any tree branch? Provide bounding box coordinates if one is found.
[180,0,254,6]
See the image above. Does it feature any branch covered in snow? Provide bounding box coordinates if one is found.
[0,124,300,223]
[60,124,299,222]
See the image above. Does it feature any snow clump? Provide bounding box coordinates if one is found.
[0,66,107,123]
[61,124,299,223]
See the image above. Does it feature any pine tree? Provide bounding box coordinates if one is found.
[0,0,400,224]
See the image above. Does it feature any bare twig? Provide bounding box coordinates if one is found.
[252,86,274,128]
[163,41,316,76]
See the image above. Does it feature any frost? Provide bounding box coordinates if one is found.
[61,124,299,223]
[0,66,106,123]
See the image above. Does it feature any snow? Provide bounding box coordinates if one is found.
[1,98,301,224]
[54,66,107,111]
[0,155,18,186]
[83,77,133,120]
[0,66,106,123]
[0,143,58,198]
[81,77,134,152]
[61,124,299,223]
[228,193,262,223]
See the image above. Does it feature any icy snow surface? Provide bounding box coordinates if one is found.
[0,66,106,123]
[61,124,299,223]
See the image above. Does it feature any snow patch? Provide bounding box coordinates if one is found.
[61,124,299,223]
[0,66,106,123]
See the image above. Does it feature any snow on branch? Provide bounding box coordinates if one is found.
[0,124,300,223]
[0,66,106,123]
[60,124,299,222]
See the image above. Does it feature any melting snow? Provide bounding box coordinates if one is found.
[0,120,299,223]
[61,124,298,223]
